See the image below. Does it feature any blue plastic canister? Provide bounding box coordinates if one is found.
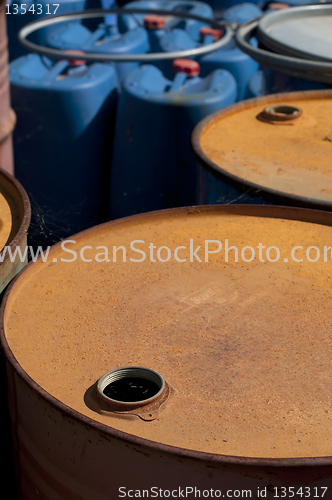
[244,69,263,98]
[199,30,259,101]
[109,59,237,219]
[120,0,213,42]
[10,54,119,248]
[47,20,149,83]
[222,2,262,24]
[155,27,259,101]
[6,0,92,62]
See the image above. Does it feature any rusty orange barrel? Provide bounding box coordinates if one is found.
[192,89,332,210]
[0,0,15,175]
[2,205,332,498]
[0,166,30,293]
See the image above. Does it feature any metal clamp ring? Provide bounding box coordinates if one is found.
[235,16,332,85]
[18,8,234,62]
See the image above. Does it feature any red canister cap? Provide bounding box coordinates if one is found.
[199,26,223,41]
[64,50,87,67]
[266,3,290,9]
[172,59,200,77]
[144,15,166,30]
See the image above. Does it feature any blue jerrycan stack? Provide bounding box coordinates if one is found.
[152,23,259,101]
[121,0,214,43]
[10,53,119,248]
[6,0,92,62]
[109,59,237,220]
[47,19,149,83]
[199,29,259,101]
[119,0,213,76]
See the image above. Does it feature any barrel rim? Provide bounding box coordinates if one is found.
[257,4,332,63]
[0,165,31,252]
[3,204,332,467]
[235,12,332,85]
[191,88,332,210]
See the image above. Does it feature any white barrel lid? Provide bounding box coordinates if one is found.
[257,4,332,62]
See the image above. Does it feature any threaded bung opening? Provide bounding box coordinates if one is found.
[97,366,165,410]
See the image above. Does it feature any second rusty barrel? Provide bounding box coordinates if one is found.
[2,205,332,498]
[192,89,332,210]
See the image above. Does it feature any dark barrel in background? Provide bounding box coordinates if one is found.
[2,205,332,499]
[0,0,16,175]
[235,5,332,95]
[192,89,332,209]
[0,166,30,499]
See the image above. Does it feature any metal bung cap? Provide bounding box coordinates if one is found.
[199,26,223,41]
[172,58,200,76]
[97,366,166,412]
[64,49,87,66]
[143,14,165,30]
[261,104,303,122]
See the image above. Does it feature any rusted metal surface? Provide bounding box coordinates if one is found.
[2,205,332,498]
[0,166,30,293]
[0,0,16,175]
[192,89,332,210]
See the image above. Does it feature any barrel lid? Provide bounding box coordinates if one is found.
[3,205,332,461]
[257,5,332,62]
[193,89,332,210]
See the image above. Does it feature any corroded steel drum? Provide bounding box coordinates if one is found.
[192,89,332,209]
[2,205,332,498]
[0,166,30,292]
[0,0,15,175]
